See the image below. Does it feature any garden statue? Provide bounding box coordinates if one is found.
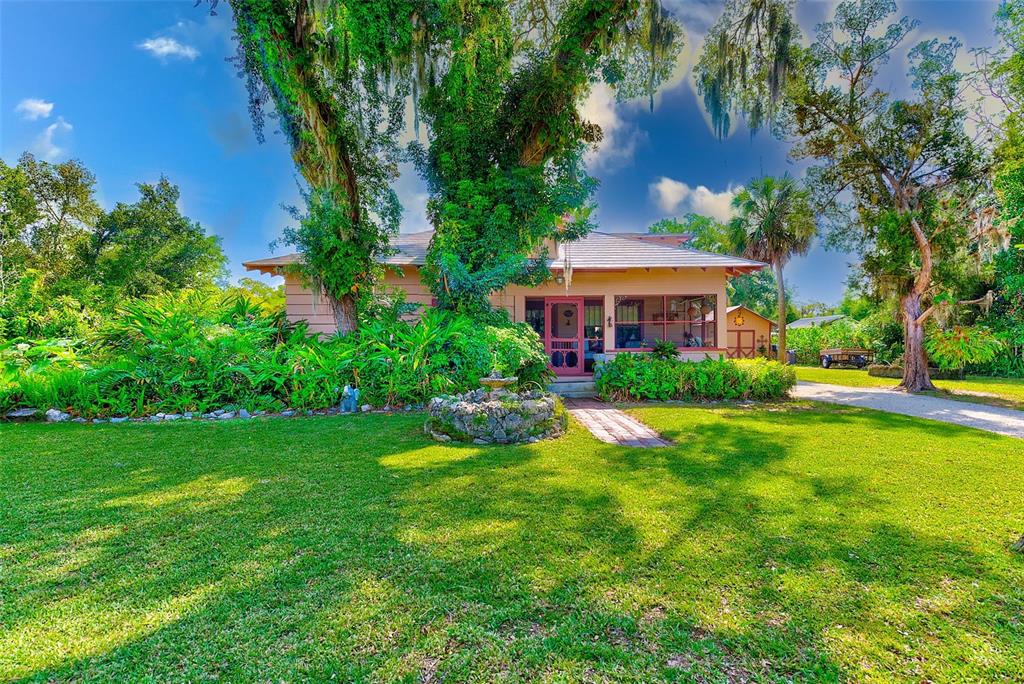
[340,385,360,413]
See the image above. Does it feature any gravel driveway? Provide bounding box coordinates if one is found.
[791,381,1024,439]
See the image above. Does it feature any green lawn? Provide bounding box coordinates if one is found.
[795,366,1024,409]
[3,407,1023,682]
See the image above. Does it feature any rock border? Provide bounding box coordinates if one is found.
[2,403,425,425]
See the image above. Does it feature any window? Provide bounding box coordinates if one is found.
[583,298,604,371]
[525,298,545,337]
[614,294,716,349]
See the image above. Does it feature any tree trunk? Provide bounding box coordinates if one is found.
[330,292,358,336]
[774,260,787,364]
[1012,534,1024,554]
[899,291,937,393]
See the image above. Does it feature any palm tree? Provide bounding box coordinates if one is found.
[729,176,816,363]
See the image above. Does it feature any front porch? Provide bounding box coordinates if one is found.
[523,293,723,377]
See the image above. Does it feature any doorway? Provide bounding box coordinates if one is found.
[545,297,585,375]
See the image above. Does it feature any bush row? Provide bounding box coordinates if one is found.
[594,354,796,402]
[0,290,551,418]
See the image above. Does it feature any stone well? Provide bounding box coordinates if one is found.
[425,388,567,444]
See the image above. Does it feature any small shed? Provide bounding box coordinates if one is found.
[725,305,775,359]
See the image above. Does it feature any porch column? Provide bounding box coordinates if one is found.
[604,293,615,351]
[716,275,727,356]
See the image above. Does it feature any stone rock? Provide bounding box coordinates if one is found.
[430,431,452,442]
[110,416,129,424]
[218,412,236,420]
[92,418,107,424]
[361,404,372,412]
[213,409,225,417]
[45,408,70,423]
[183,412,194,419]
[239,409,251,419]
[424,389,566,445]
[281,409,295,417]
[156,413,166,419]
[7,408,39,419]
[165,414,181,421]
[72,417,87,424]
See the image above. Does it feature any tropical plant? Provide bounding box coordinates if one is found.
[702,0,990,393]
[650,338,679,361]
[1,288,549,418]
[925,326,1004,371]
[594,354,795,402]
[728,175,816,363]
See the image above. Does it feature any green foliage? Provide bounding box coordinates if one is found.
[594,354,795,402]
[0,155,226,338]
[729,176,815,271]
[695,0,800,137]
[712,0,987,389]
[416,1,681,315]
[925,326,1004,370]
[228,0,413,331]
[1,290,549,417]
[786,312,904,366]
[650,338,678,361]
[730,175,816,360]
[648,213,735,252]
[84,177,225,298]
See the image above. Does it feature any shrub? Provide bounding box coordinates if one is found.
[0,289,551,418]
[650,338,679,361]
[594,354,795,402]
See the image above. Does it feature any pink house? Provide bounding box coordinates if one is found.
[245,230,766,377]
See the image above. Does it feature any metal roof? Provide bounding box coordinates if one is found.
[553,232,764,271]
[788,314,847,329]
[243,229,766,275]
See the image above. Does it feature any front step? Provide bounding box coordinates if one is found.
[548,379,597,398]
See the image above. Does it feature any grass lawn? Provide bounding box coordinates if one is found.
[3,407,1023,682]
[795,366,1024,410]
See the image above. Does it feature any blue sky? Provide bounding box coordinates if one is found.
[0,0,1001,305]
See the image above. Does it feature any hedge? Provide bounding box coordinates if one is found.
[594,354,796,402]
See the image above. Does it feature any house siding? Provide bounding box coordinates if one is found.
[286,266,729,360]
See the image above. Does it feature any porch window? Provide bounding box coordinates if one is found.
[583,298,604,372]
[525,298,545,337]
[614,294,717,349]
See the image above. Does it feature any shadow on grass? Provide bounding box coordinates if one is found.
[3,408,1022,681]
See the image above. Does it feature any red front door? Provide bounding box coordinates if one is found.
[545,297,585,376]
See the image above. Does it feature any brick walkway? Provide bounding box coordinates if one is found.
[564,399,671,448]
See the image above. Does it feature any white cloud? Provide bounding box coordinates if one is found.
[32,117,73,161]
[15,98,54,121]
[393,162,431,233]
[580,82,646,171]
[137,36,200,61]
[648,176,737,222]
